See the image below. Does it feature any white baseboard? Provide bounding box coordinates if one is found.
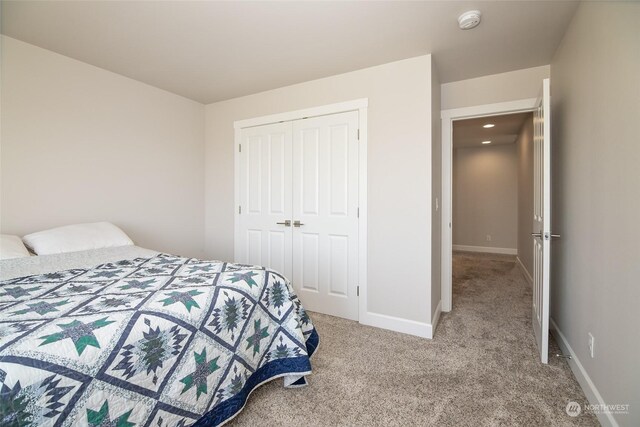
[452,244,517,255]
[431,300,442,336]
[550,318,618,427]
[516,256,533,286]
[360,311,434,339]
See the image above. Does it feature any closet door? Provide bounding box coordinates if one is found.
[291,111,359,320]
[237,122,292,279]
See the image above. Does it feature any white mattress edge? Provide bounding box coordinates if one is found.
[0,245,160,280]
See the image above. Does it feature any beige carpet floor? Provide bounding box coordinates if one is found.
[230,252,599,426]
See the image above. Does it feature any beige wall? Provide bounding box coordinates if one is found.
[453,144,518,251]
[441,65,550,110]
[430,59,442,318]
[0,37,206,257]
[205,55,435,324]
[550,2,640,425]
[516,115,534,277]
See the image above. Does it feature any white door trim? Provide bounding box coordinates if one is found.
[440,98,537,312]
[234,99,368,322]
[234,99,369,129]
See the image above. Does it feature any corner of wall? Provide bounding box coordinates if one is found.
[430,55,443,326]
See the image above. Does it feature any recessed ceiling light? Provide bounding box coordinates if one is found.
[482,141,492,144]
[483,123,495,128]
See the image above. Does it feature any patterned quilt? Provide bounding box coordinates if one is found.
[0,254,319,426]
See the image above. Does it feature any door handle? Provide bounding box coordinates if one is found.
[276,220,291,227]
[293,220,304,227]
[532,232,561,239]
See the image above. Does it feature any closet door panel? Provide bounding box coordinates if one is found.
[301,128,320,215]
[238,122,292,279]
[292,111,359,320]
[329,124,349,217]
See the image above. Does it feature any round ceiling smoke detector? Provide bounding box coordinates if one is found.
[458,10,482,30]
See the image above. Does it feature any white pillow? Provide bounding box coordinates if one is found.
[23,222,134,255]
[0,234,32,260]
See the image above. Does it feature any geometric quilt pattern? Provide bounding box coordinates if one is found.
[0,254,319,426]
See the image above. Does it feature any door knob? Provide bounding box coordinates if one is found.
[293,220,304,227]
[276,220,291,227]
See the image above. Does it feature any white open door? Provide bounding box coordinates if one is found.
[291,111,360,320]
[532,78,554,364]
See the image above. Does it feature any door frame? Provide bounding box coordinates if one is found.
[233,98,369,321]
[440,98,537,312]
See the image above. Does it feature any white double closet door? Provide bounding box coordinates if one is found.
[237,111,359,320]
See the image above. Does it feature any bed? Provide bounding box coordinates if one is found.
[0,245,319,426]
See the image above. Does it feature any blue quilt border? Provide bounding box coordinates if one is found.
[193,327,320,426]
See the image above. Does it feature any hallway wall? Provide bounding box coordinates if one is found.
[453,143,518,253]
[441,65,549,110]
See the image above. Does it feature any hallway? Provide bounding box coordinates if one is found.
[440,251,599,425]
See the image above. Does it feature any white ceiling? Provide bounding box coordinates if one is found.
[1,1,578,104]
[453,112,532,148]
